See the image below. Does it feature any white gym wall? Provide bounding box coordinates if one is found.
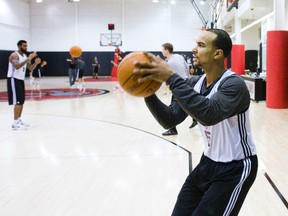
[28,0,208,52]
[0,0,213,52]
[0,0,30,50]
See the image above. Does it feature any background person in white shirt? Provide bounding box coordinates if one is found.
[161,43,197,136]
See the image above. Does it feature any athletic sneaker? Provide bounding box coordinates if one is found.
[12,123,27,130]
[18,119,30,127]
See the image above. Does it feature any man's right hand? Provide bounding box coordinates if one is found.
[28,52,37,61]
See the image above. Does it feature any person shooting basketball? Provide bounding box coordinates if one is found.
[134,29,258,216]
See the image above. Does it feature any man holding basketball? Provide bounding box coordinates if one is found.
[7,40,40,129]
[134,29,258,215]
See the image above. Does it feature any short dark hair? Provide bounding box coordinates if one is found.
[206,29,232,57]
[17,40,27,46]
[162,43,173,54]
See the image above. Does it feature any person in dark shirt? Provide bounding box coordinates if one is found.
[92,56,100,79]
[32,58,47,91]
[75,57,86,92]
[134,29,257,216]
[190,64,204,76]
[188,65,204,129]
[67,57,76,87]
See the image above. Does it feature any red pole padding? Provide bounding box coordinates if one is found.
[266,30,288,108]
[224,57,228,69]
[231,44,245,75]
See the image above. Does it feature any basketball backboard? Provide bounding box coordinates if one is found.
[100,33,122,47]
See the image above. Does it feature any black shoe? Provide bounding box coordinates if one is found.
[162,128,178,136]
[189,120,198,129]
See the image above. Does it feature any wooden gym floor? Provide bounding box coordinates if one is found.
[0,77,287,216]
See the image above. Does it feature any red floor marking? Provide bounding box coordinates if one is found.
[0,88,109,102]
[84,77,118,82]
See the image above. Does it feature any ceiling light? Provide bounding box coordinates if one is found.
[170,0,176,5]
[200,0,205,5]
[152,0,159,3]
[36,0,43,2]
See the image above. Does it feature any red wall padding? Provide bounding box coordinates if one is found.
[266,31,288,108]
[231,44,245,75]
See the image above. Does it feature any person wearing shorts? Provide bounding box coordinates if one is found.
[32,57,47,91]
[67,57,76,87]
[7,40,40,129]
[75,57,86,91]
[92,56,100,79]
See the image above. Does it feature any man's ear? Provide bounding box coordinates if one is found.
[214,49,224,60]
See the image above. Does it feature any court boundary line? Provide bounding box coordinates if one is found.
[3,113,288,210]
[96,119,193,174]
[35,115,288,210]
[69,116,193,174]
[263,172,288,209]
[2,113,192,174]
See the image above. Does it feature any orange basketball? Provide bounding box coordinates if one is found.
[117,52,162,97]
[69,45,82,58]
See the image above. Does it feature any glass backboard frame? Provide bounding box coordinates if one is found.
[100,33,122,47]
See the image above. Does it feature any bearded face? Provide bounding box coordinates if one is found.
[18,43,28,53]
